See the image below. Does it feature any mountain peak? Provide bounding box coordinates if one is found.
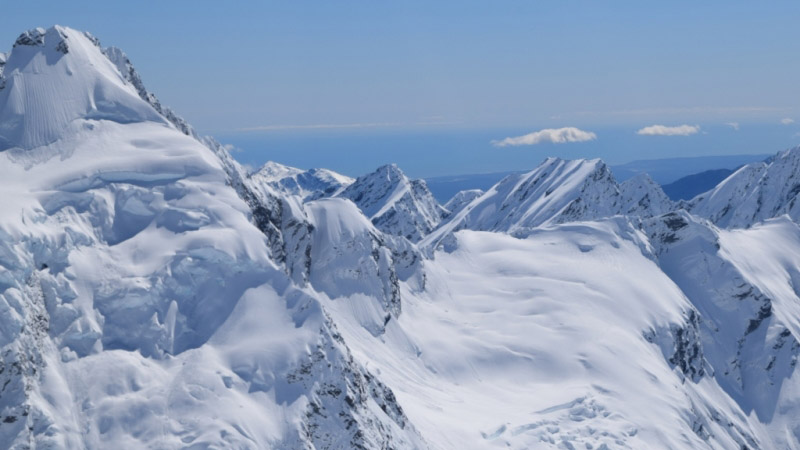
[338,164,446,241]
[0,26,165,150]
[11,26,99,60]
[252,161,304,182]
[690,146,800,228]
[249,161,354,202]
[373,163,405,180]
[618,172,673,216]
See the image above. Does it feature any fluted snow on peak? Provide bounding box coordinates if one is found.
[689,147,800,228]
[338,163,447,242]
[0,26,166,151]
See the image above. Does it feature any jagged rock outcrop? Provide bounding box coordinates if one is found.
[0,52,7,90]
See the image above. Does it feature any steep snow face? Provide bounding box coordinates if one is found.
[689,148,800,228]
[423,158,670,250]
[338,164,447,242]
[618,173,673,216]
[250,161,354,202]
[443,189,483,216]
[305,199,402,335]
[643,212,800,447]
[0,27,422,449]
[0,27,165,150]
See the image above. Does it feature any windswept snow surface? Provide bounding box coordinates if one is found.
[328,219,800,449]
[3,24,800,450]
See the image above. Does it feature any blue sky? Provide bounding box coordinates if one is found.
[4,1,800,176]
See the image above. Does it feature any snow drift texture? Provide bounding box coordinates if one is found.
[2,26,800,449]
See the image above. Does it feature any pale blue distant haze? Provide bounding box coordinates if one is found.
[4,1,800,177]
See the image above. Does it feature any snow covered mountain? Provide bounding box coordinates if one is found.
[422,157,672,249]
[0,26,423,449]
[618,172,674,216]
[3,25,800,450]
[338,164,447,242]
[442,189,483,216]
[689,148,800,228]
[250,161,354,202]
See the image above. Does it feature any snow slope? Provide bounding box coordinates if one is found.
[643,212,800,448]
[327,217,800,449]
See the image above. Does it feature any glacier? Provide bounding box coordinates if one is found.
[1,25,800,449]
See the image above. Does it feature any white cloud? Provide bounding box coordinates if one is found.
[636,124,700,136]
[492,127,597,147]
[725,122,740,131]
[781,118,795,125]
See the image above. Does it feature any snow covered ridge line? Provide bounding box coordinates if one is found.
[420,157,673,251]
[688,145,800,228]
